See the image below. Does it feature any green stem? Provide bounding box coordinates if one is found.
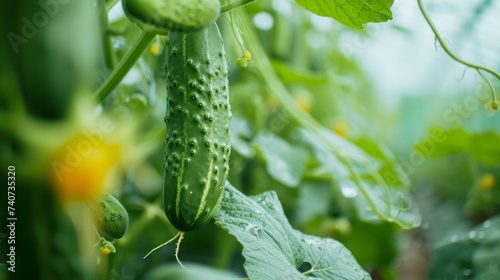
[221,0,256,13]
[227,12,247,53]
[94,31,156,103]
[100,0,116,69]
[302,170,336,181]
[417,0,500,81]
[117,203,172,252]
[476,69,496,102]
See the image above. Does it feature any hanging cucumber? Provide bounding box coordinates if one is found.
[144,22,231,265]
[163,21,230,231]
[122,0,221,34]
[88,192,129,240]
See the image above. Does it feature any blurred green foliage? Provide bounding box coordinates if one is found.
[1,0,500,279]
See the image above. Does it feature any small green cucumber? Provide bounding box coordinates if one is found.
[163,22,231,232]
[122,0,221,34]
[88,193,129,240]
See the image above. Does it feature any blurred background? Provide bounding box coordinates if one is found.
[1,0,500,279]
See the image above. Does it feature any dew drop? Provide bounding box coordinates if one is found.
[245,223,260,239]
[340,184,358,198]
[450,234,458,243]
[468,231,476,239]
[483,220,491,228]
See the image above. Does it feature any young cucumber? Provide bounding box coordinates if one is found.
[163,22,231,232]
[122,0,221,34]
[88,193,129,240]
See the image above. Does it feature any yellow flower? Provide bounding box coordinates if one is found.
[332,120,349,138]
[149,43,160,55]
[243,51,251,61]
[294,95,311,113]
[100,246,112,255]
[50,135,121,201]
[479,174,495,190]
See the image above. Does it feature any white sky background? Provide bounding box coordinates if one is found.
[350,0,500,107]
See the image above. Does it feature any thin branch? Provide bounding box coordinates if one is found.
[221,0,256,14]
[94,31,156,102]
[417,0,500,81]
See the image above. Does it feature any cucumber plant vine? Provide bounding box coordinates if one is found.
[418,0,500,110]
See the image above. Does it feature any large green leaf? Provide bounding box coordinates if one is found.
[415,128,500,166]
[294,181,332,225]
[254,132,309,187]
[271,60,329,86]
[214,182,371,280]
[292,128,420,228]
[230,117,255,158]
[294,0,394,29]
[351,137,408,188]
[429,216,500,280]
